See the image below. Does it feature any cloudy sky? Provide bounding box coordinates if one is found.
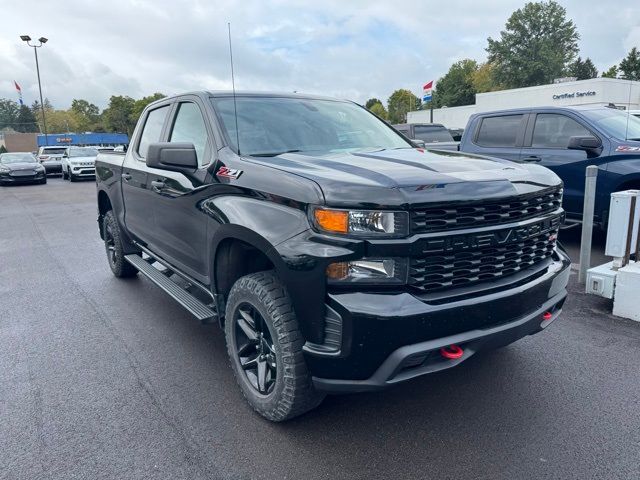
[1,0,639,110]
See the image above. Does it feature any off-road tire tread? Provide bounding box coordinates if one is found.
[226,271,324,421]
[103,210,138,278]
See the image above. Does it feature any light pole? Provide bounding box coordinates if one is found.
[20,35,49,146]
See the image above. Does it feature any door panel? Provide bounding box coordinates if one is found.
[149,100,212,279]
[521,113,595,216]
[122,104,171,244]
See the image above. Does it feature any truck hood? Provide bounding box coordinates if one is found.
[248,148,561,208]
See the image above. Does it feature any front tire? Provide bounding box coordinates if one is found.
[62,168,68,180]
[225,271,324,422]
[69,170,75,182]
[103,210,138,278]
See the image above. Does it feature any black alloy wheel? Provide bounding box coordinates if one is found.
[233,303,277,395]
[104,221,118,267]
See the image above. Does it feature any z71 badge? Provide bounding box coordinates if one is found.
[616,145,640,152]
[216,166,243,179]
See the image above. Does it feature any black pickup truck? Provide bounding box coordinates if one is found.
[96,91,570,421]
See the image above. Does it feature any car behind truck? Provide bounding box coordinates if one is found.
[95,91,570,421]
[458,106,640,227]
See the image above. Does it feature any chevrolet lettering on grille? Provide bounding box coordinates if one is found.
[421,215,561,253]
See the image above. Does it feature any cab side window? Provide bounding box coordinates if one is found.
[531,114,591,148]
[137,105,170,159]
[475,115,523,147]
[169,102,210,166]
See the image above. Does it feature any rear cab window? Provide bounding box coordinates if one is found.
[475,115,524,147]
[413,126,455,143]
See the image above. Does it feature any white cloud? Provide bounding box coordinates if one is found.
[0,0,638,110]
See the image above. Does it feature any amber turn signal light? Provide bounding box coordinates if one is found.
[326,262,349,280]
[314,209,348,234]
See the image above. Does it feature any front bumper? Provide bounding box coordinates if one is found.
[0,171,46,184]
[43,163,62,174]
[307,249,571,393]
[71,166,96,177]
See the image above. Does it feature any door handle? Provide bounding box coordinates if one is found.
[151,180,166,190]
[121,172,132,181]
[522,156,542,162]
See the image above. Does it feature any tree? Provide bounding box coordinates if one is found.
[131,93,166,125]
[15,105,39,133]
[46,109,79,133]
[365,98,383,109]
[433,59,478,107]
[487,1,579,88]
[71,99,101,131]
[471,62,500,93]
[102,95,136,135]
[387,89,419,124]
[0,99,19,131]
[369,102,388,120]
[602,65,618,78]
[567,56,598,80]
[0,145,6,154]
[619,47,640,81]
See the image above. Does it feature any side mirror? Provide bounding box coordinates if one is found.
[568,136,601,151]
[146,142,198,172]
[411,139,426,148]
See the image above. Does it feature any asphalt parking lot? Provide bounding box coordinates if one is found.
[1,177,639,480]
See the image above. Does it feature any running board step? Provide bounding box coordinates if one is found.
[125,254,217,322]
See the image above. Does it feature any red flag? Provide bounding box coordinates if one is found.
[423,81,433,90]
[14,80,22,92]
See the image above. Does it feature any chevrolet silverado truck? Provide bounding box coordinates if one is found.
[459,106,640,227]
[95,91,570,421]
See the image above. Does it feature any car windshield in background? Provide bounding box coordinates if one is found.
[581,108,640,141]
[0,153,37,164]
[42,148,67,154]
[211,96,410,156]
[69,148,99,157]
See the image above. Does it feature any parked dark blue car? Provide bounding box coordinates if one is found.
[459,106,640,227]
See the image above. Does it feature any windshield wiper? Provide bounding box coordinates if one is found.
[248,149,302,157]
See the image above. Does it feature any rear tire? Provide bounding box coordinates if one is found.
[103,210,138,278]
[225,271,324,422]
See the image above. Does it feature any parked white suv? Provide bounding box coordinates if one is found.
[37,146,66,175]
[62,147,99,181]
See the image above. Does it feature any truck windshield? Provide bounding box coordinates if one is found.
[581,108,640,141]
[211,96,410,156]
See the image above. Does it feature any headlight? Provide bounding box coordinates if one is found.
[0,166,9,173]
[312,208,408,237]
[326,258,408,284]
[36,165,45,171]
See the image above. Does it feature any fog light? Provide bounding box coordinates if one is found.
[326,258,407,284]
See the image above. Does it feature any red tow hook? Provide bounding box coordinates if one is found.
[440,344,464,360]
[542,311,553,321]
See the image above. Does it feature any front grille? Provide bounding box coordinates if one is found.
[411,186,562,234]
[409,226,558,293]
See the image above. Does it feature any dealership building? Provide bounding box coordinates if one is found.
[408,77,640,129]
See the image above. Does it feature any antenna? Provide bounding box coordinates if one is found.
[625,79,633,141]
[228,22,241,155]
